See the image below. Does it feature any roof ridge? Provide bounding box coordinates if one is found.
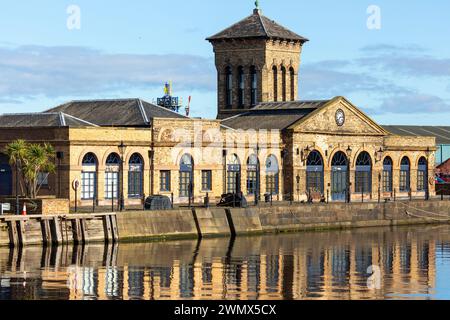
[62,113,100,127]
[137,99,150,125]
[141,99,189,119]
[59,112,66,126]
[257,12,269,36]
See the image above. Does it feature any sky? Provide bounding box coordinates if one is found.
[0,0,450,125]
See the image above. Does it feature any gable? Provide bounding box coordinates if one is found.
[288,97,388,136]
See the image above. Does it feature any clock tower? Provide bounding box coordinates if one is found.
[207,6,308,119]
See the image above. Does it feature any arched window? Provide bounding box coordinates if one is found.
[289,67,295,101]
[383,157,393,193]
[355,152,372,194]
[129,153,144,198]
[238,66,245,108]
[272,66,278,102]
[281,66,287,101]
[225,66,233,108]
[179,154,194,198]
[81,153,97,200]
[306,151,324,193]
[400,157,411,192]
[417,157,428,192]
[250,66,257,106]
[227,154,241,194]
[105,153,120,200]
[266,155,279,195]
[247,154,259,195]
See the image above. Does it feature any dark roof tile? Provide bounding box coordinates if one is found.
[207,10,308,42]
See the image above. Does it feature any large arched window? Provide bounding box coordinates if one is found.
[227,154,241,194]
[247,154,259,195]
[238,66,245,108]
[306,151,324,193]
[250,66,257,106]
[225,66,233,108]
[272,66,278,102]
[289,67,295,101]
[281,66,287,102]
[266,155,279,195]
[129,153,144,198]
[179,154,194,198]
[417,157,428,192]
[355,152,372,194]
[105,153,120,200]
[400,157,411,192]
[383,157,393,193]
[81,153,97,200]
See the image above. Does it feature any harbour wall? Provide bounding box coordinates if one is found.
[1,200,450,246]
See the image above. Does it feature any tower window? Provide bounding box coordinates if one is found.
[281,66,287,102]
[238,66,245,108]
[290,67,295,101]
[272,66,278,102]
[250,66,257,106]
[225,66,232,108]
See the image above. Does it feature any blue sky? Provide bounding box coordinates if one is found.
[0,0,450,124]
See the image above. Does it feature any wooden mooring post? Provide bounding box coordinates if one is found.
[0,212,118,247]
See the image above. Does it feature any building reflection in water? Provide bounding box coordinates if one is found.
[0,225,447,300]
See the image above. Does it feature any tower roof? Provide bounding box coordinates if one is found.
[206,9,308,43]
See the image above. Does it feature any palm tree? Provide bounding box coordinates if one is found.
[4,140,56,199]
[4,139,27,196]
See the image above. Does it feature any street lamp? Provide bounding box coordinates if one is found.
[301,146,312,162]
[254,144,260,206]
[375,147,384,163]
[346,146,352,203]
[148,150,155,196]
[118,141,127,211]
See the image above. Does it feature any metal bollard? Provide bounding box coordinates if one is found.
[171,192,174,209]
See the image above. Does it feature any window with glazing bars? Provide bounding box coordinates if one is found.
[266,173,279,195]
[202,170,212,191]
[160,170,171,192]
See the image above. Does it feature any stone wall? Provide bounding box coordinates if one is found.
[114,200,450,242]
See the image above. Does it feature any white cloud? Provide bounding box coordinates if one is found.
[0,45,215,99]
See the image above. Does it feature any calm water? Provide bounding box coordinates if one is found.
[1,225,450,300]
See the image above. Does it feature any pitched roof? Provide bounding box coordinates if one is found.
[383,125,450,145]
[207,9,308,42]
[45,98,187,127]
[221,100,329,130]
[0,112,98,128]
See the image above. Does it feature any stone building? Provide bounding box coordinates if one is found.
[0,7,438,207]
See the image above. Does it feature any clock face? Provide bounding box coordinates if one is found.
[336,109,345,126]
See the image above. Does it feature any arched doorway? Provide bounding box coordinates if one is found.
[0,153,12,196]
[355,152,372,194]
[227,154,241,194]
[179,154,194,198]
[105,153,120,200]
[331,151,349,201]
[128,153,144,199]
[417,157,428,192]
[306,151,324,194]
[266,155,279,195]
